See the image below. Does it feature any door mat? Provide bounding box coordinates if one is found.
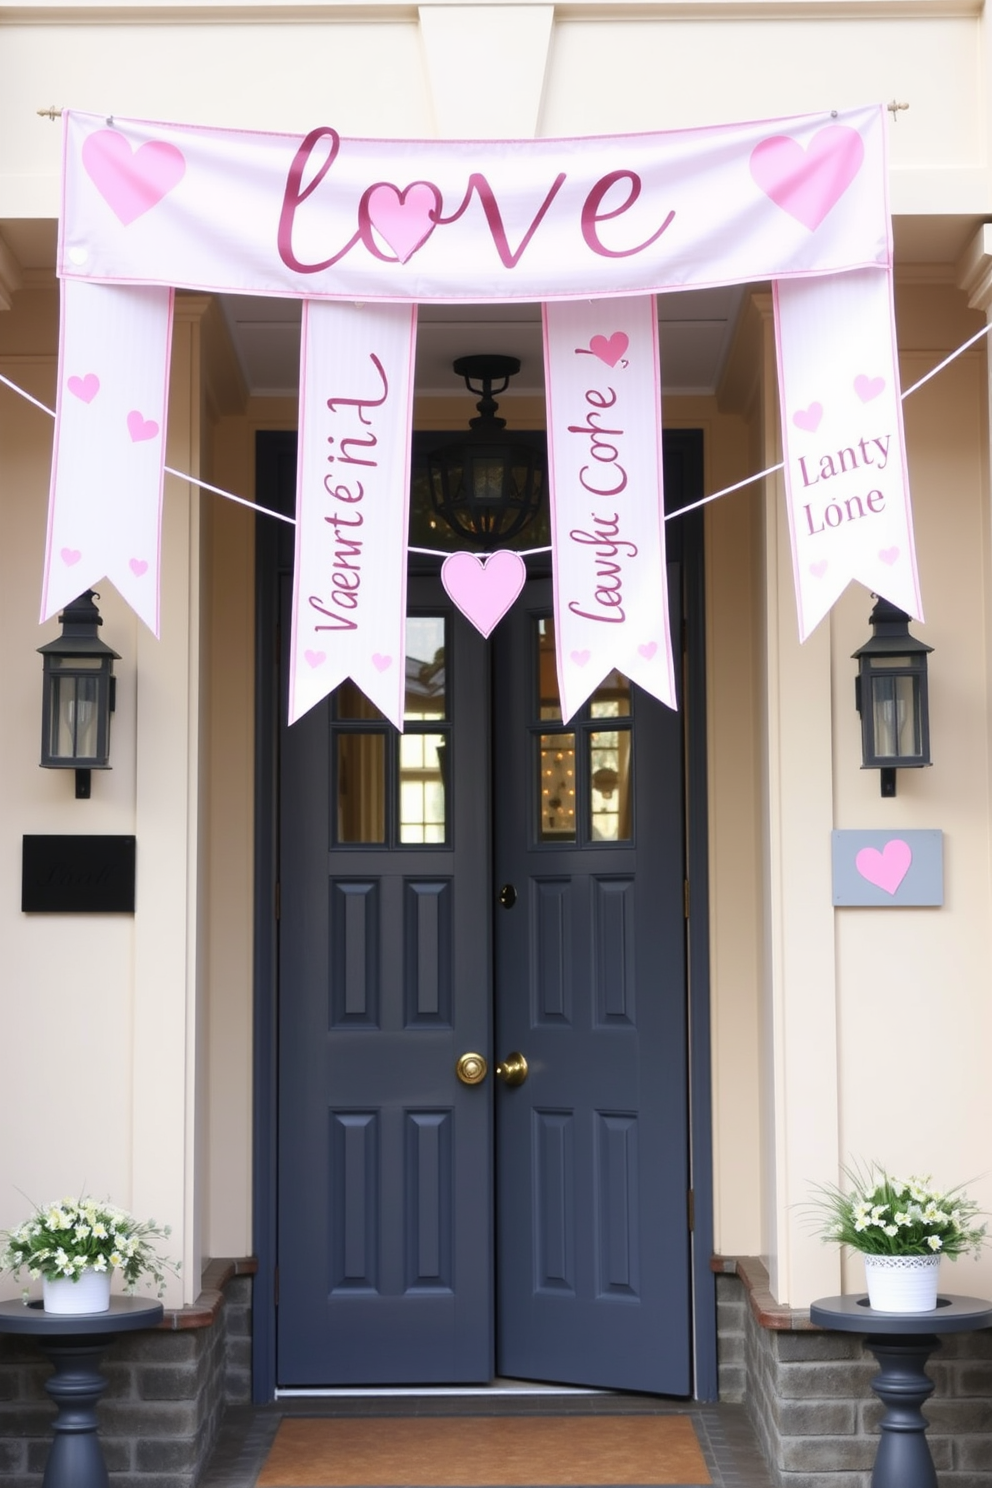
[256,1415,712,1487]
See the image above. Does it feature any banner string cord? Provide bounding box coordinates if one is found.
[3,317,990,546]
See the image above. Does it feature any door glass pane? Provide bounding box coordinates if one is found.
[590,728,632,842]
[536,619,561,721]
[590,670,631,718]
[337,733,386,844]
[335,679,386,721]
[400,733,447,843]
[406,618,447,721]
[538,733,577,841]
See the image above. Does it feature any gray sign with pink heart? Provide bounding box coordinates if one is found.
[832,830,943,906]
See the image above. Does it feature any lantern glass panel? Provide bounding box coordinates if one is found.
[869,669,922,760]
[49,672,102,761]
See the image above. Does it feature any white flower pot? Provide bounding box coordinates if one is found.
[863,1254,941,1313]
[42,1268,112,1315]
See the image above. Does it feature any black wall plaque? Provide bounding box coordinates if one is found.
[22,836,136,913]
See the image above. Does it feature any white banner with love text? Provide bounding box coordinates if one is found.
[42,276,172,633]
[544,297,676,723]
[289,299,416,727]
[774,269,921,638]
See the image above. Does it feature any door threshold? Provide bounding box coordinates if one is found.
[276,1379,611,1399]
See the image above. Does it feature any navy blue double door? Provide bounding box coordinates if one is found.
[277,573,690,1392]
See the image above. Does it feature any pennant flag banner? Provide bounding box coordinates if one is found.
[290,299,416,728]
[44,100,921,720]
[42,277,172,634]
[544,297,675,721]
[774,268,921,639]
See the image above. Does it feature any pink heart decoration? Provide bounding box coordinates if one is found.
[878,547,900,565]
[60,547,81,566]
[127,410,159,442]
[81,130,186,227]
[372,653,393,673]
[793,402,823,433]
[589,333,629,369]
[638,641,658,660]
[129,558,148,577]
[67,373,100,403]
[750,125,865,232]
[571,650,591,667]
[809,560,828,578]
[855,839,912,896]
[855,374,885,402]
[440,550,526,638]
[365,182,440,263]
[304,649,326,669]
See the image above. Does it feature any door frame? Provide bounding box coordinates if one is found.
[250,428,716,1402]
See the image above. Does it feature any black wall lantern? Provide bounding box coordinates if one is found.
[427,355,545,550]
[38,590,119,799]
[853,595,932,798]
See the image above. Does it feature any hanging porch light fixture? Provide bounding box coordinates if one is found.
[853,595,932,798]
[38,590,119,799]
[427,355,545,550]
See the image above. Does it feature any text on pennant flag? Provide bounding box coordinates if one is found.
[42,278,172,635]
[289,299,416,729]
[543,296,676,723]
[774,269,921,640]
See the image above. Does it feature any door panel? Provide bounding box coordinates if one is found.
[277,580,493,1385]
[493,578,690,1395]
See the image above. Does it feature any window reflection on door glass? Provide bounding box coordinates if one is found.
[400,733,447,843]
[405,618,446,721]
[590,671,631,718]
[335,679,385,721]
[538,733,577,841]
[590,729,632,842]
[536,619,561,721]
[337,733,386,844]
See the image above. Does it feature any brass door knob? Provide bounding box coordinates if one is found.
[495,1052,528,1087]
[456,1052,488,1085]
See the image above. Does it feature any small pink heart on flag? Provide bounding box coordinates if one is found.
[589,333,629,369]
[854,373,885,402]
[749,125,865,232]
[60,547,81,566]
[81,130,186,226]
[127,410,159,442]
[372,653,393,673]
[878,547,900,565]
[441,550,526,638]
[304,649,326,669]
[638,641,658,660]
[129,558,148,577]
[365,181,441,263]
[810,560,828,578]
[855,838,912,895]
[67,373,100,403]
[571,650,591,667]
[792,402,823,433]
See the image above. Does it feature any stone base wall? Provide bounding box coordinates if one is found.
[0,1260,253,1488]
[716,1258,992,1488]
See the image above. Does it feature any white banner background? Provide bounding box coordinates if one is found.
[544,297,676,722]
[289,299,416,727]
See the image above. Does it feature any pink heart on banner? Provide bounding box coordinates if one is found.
[810,560,828,578]
[129,558,148,577]
[127,410,159,442]
[855,839,912,895]
[589,333,629,369]
[67,373,100,403]
[793,402,823,433]
[365,182,440,263]
[61,547,81,566]
[879,547,900,565]
[441,550,526,638]
[304,649,326,669]
[81,130,187,226]
[638,641,658,660]
[750,126,865,232]
[571,650,591,667]
[372,653,393,673]
[855,373,885,402]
